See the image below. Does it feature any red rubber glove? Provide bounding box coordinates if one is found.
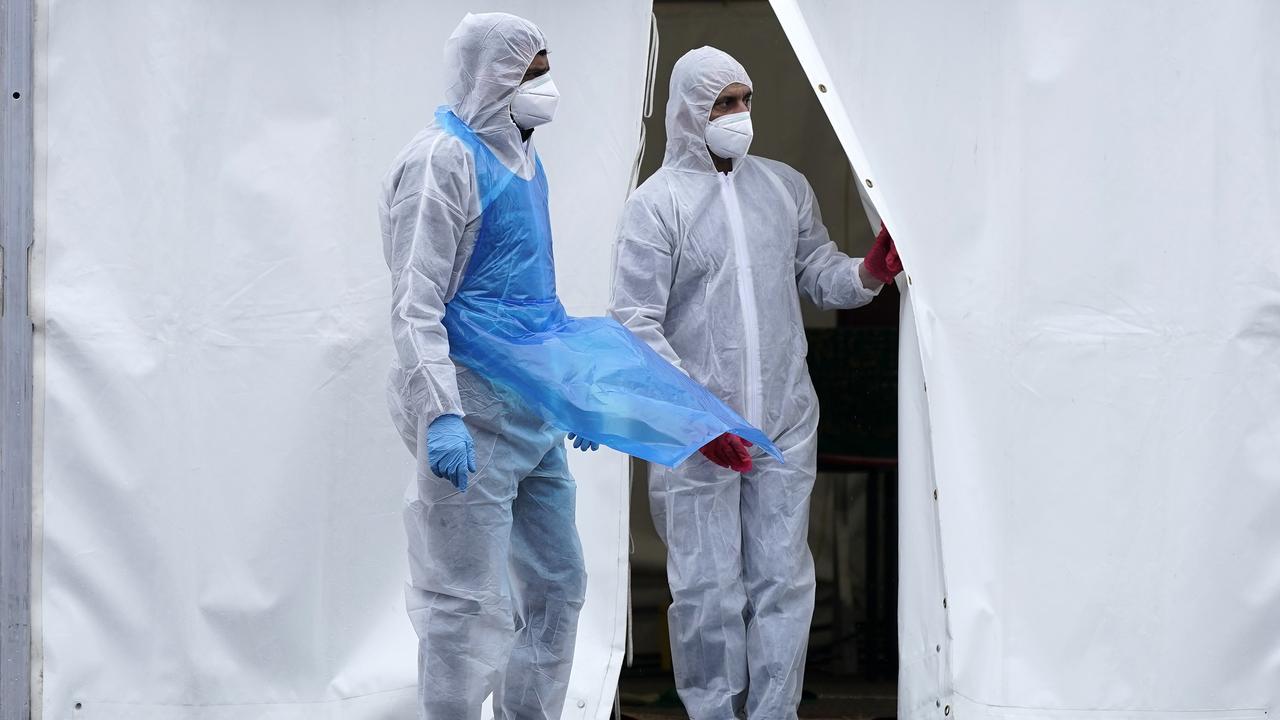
[863,223,903,284]
[699,433,754,473]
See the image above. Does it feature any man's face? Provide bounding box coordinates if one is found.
[708,82,752,121]
[522,50,550,84]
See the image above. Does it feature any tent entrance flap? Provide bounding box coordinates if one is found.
[770,1,1280,718]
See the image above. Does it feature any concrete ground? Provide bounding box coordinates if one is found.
[617,672,897,720]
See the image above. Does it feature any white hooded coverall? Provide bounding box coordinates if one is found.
[379,13,584,720]
[609,46,880,719]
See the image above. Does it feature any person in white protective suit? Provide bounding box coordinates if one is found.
[379,14,584,720]
[609,47,904,719]
[380,16,786,720]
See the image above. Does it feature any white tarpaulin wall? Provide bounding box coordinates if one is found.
[34,1,651,718]
[772,1,1280,719]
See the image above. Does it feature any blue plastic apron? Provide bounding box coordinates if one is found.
[438,109,781,467]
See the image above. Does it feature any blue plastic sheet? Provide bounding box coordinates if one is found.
[439,109,781,467]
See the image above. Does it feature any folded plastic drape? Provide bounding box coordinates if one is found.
[772,1,1280,718]
[35,2,651,718]
[438,109,781,467]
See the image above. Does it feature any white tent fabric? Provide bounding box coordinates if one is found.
[34,2,651,718]
[772,1,1280,718]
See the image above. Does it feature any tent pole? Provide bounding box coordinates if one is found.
[1,0,35,718]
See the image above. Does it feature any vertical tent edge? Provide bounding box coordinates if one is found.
[0,0,36,718]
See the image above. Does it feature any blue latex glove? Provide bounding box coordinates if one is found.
[567,433,599,452]
[426,414,477,491]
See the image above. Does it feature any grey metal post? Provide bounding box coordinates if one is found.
[1,0,35,717]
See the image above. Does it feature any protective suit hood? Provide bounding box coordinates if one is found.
[663,46,753,174]
[443,12,546,166]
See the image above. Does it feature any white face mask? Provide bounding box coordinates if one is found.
[704,111,753,160]
[510,73,559,130]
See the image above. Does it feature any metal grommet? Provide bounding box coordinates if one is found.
[817,83,828,93]
[945,705,952,716]
[865,178,874,188]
